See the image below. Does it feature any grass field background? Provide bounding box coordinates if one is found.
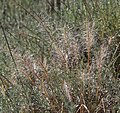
[0,0,119,112]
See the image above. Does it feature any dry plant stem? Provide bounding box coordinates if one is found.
[76,94,90,113]
[22,57,39,83]
[63,25,69,69]
[63,25,69,50]
[96,62,100,99]
[1,24,18,75]
[37,60,59,110]
[63,80,72,102]
[53,43,67,69]
[96,47,103,98]
[79,104,90,113]
[79,93,86,113]
[0,74,13,86]
[111,44,120,65]
[86,22,91,95]
[37,59,49,81]
[81,69,85,92]
[41,78,49,98]
[20,68,35,85]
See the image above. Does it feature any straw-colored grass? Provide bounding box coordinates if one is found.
[0,0,119,113]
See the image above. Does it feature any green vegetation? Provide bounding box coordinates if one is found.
[0,0,119,112]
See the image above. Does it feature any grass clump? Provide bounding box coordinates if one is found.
[0,0,120,113]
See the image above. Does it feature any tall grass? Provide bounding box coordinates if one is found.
[0,0,119,113]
